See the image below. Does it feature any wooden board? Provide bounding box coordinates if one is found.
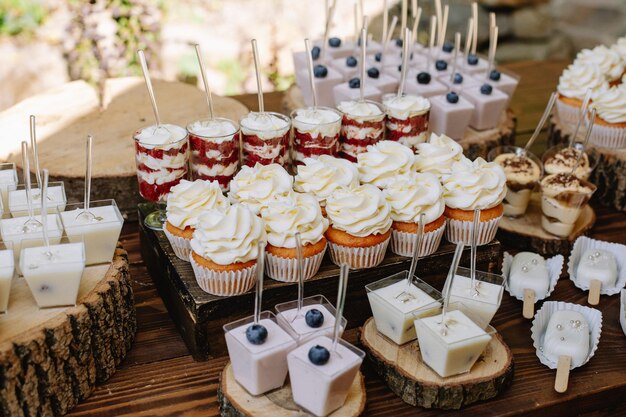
[360,317,514,410]
[497,193,595,256]
[0,245,135,417]
[218,363,365,417]
[282,85,516,160]
[0,78,249,219]
[138,203,502,361]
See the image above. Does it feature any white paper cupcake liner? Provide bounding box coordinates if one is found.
[328,236,390,270]
[265,244,327,282]
[163,227,192,261]
[502,251,564,301]
[531,301,602,370]
[588,123,626,149]
[620,290,626,337]
[390,222,446,257]
[189,252,257,296]
[444,215,502,246]
[555,98,581,132]
[568,236,626,296]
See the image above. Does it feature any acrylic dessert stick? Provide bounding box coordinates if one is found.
[463,17,474,73]
[485,26,498,80]
[524,92,557,153]
[137,50,161,127]
[568,89,593,147]
[40,169,52,259]
[396,213,425,302]
[21,141,42,232]
[471,2,478,55]
[470,208,481,295]
[254,240,267,324]
[332,263,349,354]
[570,108,595,178]
[194,44,215,121]
[397,28,411,97]
[426,16,437,71]
[29,115,42,189]
[440,242,465,335]
[304,38,319,109]
[251,39,265,114]
[76,135,98,223]
[359,27,367,102]
[448,32,461,86]
[292,232,305,322]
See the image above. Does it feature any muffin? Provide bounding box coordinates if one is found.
[260,192,329,282]
[229,163,293,214]
[414,133,464,180]
[556,63,609,129]
[382,172,446,257]
[325,184,392,269]
[190,204,266,296]
[357,140,416,188]
[442,157,507,245]
[588,84,626,149]
[164,179,229,261]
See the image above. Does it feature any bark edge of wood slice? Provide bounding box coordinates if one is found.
[359,317,514,410]
[218,362,366,417]
[0,244,136,417]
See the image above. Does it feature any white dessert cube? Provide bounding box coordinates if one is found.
[0,244,14,312]
[329,56,360,81]
[8,182,67,217]
[476,68,520,98]
[333,81,382,106]
[275,295,346,345]
[298,65,343,108]
[428,93,475,140]
[404,70,448,98]
[461,83,508,130]
[365,69,399,95]
[576,249,618,290]
[437,72,480,90]
[455,54,490,75]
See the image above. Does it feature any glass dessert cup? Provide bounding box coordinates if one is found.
[382,93,431,150]
[290,107,342,165]
[488,146,543,218]
[366,271,442,345]
[186,118,240,191]
[19,237,86,309]
[58,199,124,266]
[133,125,189,231]
[275,294,347,345]
[8,181,67,218]
[540,176,597,238]
[0,163,17,217]
[0,241,14,313]
[240,112,291,168]
[287,336,365,417]
[542,143,598,181]
[446,267,505,330]
[338,100,386,162]
[223,311,297,396]
[414,307,496,378]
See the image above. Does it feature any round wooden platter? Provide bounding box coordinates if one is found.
[283,84,516,160]
[549,112,626,212]
[0,245,135,417]
[218,362,366,417]
[359,317,514,410]
[0,78,249,219]
[497,192,596,256]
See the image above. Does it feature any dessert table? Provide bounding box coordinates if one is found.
[65,60,626,417]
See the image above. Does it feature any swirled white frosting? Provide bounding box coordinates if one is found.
[337,100,384,122]
[326,184,392,237]
[357,140,416,188]
[188,119,238,143]
[294,155,359,206]
[292,107,342,138]
[382,172,444,224]
[260,192,329,248]
[240,112,290,139]
[442,157,507,210]
[166,179,229,229]
[229,163,293,214]
[191,204,266,265]
[414,133,464,178]
[574,46,624,81]
[611,37,626,60]
[382,94,431,120]
[557,63,609,100]
[591,84,626,124]
[136,124,187,148]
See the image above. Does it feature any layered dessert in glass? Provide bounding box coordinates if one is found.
[0,242,14,313]
[240,112,291,167]
[187,118,239,190]
[336,99,385,162]
[291,106,342,165]
[0,163,17,216]
[540,173,596,237]
[382,93,431,150]
[275,295,346,345]
[543,144,595,180]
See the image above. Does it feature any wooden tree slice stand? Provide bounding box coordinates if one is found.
[549,113,626,212]
[497,192,596,256]
[359,318,514,410]
[0,245,135,417]
[0,78,249,220]
[218,362,366,417]
[283,85,516,160]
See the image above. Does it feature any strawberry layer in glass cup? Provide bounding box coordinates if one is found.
[337,99,385,162]
[290,106,342,165]
[187,118,239,191]
[382,93,431,151]
[240,112,291,167]
[134,124,189,230]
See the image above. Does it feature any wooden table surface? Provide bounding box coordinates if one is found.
[68,60,626,417]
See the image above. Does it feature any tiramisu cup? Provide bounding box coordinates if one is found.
[382,93,431,150]
[240,112,291,167]
[543,144,595,180]
[291,106,342,165]
[336,100,386,162]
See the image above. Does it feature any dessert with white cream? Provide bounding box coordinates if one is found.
[240,112,291,167]
[446,272,504,329]
[275,295,345,345]
[291,106,342,164]
[357,141,416,188]
[228,163,292,215]
[382,94,431,149]
[0,247,14,312]
[414,133,464,179]
[543,147,592,180]
[576,249,618,292]
[8,183,66,217]
[294,155,359,208]
[336,100,385,162]
[541,310,590,368]
[540,173,596,237]
[428,91,475,140]
[492,149,542,217]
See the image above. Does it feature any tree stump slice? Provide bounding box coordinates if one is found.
[0,245,135,417]
[0,78,249,220]
[217,362,366,417]
[549,113,626,212]
[497,193,595,256]
[283,85,516,160]
[359,317,514,410]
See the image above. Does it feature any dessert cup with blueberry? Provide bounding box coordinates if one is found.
[299,63,343,108]
[240,112,291,167]
[428,91,475,140]
[461,82,508,130]
[404,69,448,98]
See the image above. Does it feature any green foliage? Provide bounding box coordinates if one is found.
[0,0,46,37]
[216,58,246,96]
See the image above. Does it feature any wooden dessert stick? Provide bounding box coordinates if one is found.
[588,279,601,306]
[471,2,478,55]
[438,5,449,48]
[411,0,417,19]
[251,39,265,113]
[485,26,498,79]
[434,0,442,40]
[411,7,422,46]
[523,288,535,319]
[304,38,319,108]
[426,16,436,71]
[321,0,337,61]
[401,0,408,35]
[449,32,461,85]
[463,18,474,72]
[381,16,398,67]
[555,355,571,393]
[382,0,388,44]
[354,2,359,41]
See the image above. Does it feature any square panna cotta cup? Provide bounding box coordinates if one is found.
[461,83,508,131]
[403,70,448,98]
[366,271,442,345]
[298,64,343,108]
[58,199,124,265]
[223,311,297,396]
[477,68,520,99]
[8,182,67,217]
[329,55,360,81]
[429,92,475,140]
[275,294,347,345]
[332,79,382,106]
[287,336,365,417]
[0,242,15,313]
[0,163,18,216]
[455,54,490,75]
[438,72,480,90]
[20,239,86,308]
[365,67,399,96]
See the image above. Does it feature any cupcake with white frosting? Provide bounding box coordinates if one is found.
[588,84,626,149]
[414,133,464,180]
[357,141,416,188]
[229,163,293,214]
[164,179,229,261]
[325,184,392,269]
[574,46,624,84]
[442,157,507,245]
[556,63,609,129]
[260,192,329,282]
[383,172,446,257]
[190,204,266,296]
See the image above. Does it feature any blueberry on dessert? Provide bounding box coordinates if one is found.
[308,345,331,365]
[367,67,380,79]
[395,38,403,47]
[489,69,501,81]
[417,72,431,84]
[314,64,328,78]
[348,77,360,88]
[446,91,459,103]
[305,308,325,328]
[467,54,479,65]
[346,56,358,67]
[311,46,321,60]
[245,323,268,345]
[442,41,454,53]
[329,37,341,47]
[453,73,463,84]
[435,60,447,71]
[480,83,493,95]
[375,52,383,62]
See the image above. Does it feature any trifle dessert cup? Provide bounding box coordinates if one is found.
[336,99,385,162]
[240,112,291,167]
[382,93,431,149]
[0,163,17,216]
[542,143,597,181]
[291,106,342,165]
[8,182,66,217]
[0,242,14,313]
